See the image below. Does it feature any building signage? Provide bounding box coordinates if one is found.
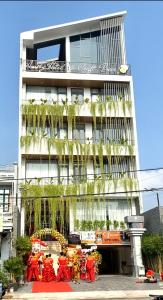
[80,231,96,243]
[95,231,121,244]
[81,230,122,244]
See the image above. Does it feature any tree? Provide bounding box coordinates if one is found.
[142,234,163,273]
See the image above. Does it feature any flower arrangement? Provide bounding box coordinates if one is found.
[31,228,67,245]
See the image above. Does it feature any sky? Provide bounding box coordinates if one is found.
[0,1,163,211]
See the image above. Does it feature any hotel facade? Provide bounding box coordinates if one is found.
[19,11,145,276]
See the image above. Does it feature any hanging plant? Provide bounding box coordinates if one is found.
[21,94,136,235]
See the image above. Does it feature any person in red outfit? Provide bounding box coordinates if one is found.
[27,253,40,281]
[57,252,69,281]
[86,252,95,283]
[26,252,32,282]
[42,254,56,282]
[146,269,155,278]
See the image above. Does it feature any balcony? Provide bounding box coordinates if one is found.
[24,60,131,76]
[3,212,13,230]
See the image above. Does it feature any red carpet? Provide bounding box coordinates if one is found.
[32,281,73,293]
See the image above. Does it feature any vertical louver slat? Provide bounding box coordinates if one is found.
[103,82,130,102]
[100,16,126,69]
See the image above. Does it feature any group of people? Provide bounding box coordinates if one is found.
[27,252,55,282]
[26,248,101,284]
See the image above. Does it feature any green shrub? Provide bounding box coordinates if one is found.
[14,236,32,257]
[0,269,9,288]
[4,257,24,282]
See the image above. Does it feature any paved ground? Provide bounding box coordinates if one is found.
[70,275,163,291]
[4,276,162,300]
[15,275,163,293]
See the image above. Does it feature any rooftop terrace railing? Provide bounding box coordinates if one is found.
[24,60,131,76]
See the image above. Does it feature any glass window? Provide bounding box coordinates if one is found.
[5,190,10,194]
[80,33,91,60]
[70,31,100,64]
[71,88,84,104]
[73,164,87,183]
[57,87,67,103]
[93,124,110,143]
[95,164,101,176]
[58,123,68,139]
[91,88,104,102]
[73,124,85,143]
[94,160,109,176]
[26,86,55,102]
[58,164,68,184]
[26,160,57,184]
[0,195,3,205]
[0,189,10,212]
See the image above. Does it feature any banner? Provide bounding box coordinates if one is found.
[96,231,121,244]
[80,231,96,243]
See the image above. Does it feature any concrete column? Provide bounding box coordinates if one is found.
[20,207,25,236]
[126,228,146,277]
[125,216,146,277]
[66,36,70,72]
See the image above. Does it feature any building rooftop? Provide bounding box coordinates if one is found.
[21,11,127,45]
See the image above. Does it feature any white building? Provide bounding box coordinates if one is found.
[19,11,145,276]
[0,163,18,263]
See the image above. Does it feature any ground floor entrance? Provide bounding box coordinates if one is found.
[97,245,132,275]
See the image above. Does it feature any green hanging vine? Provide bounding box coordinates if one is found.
[21,96,137,233]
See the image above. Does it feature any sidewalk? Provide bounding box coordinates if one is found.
[3,290,163,299]
[3,275,163,299]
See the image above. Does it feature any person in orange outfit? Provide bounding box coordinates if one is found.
[86,252,95,283]
[27,253,40,281]
[56,252,69,281]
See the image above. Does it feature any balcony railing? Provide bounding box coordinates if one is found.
[24,60,131,76]
[22,171,136,186]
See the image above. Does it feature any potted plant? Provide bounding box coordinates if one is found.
[40,99,47,105]
[87,220,93,231]
[74,96,79,104]
[74,219,80,230]
[81,220,87,231]
[29,99,35,104]
[93,220,100,230]
[113,220,119,230]
[99,220,105,230]
[120,221,126,230]
[4,257,25,287]
[106,219,112,230]
[84,98,90,103]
